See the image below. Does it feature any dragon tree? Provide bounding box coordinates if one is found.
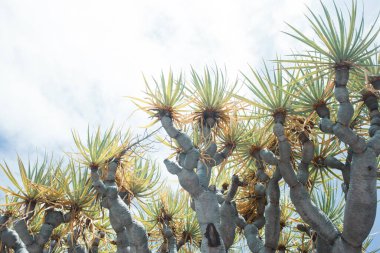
[0,1,380,253]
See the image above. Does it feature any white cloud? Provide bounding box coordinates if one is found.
[0,0,321,158]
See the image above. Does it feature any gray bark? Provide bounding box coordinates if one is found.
[264,168,281,252]
[0,215,28,253]
[163,221,177,253]
[220,175,245,250]
[236,213,266,253]
[332,74,378,251]
[90,159,149,253]
[13,209,71,253]
[274,122,340,245]
[271,68,379,253]
[161,114,286,252]
[324,154,351,199]
[316,235,332,253]
[161,115,228,253]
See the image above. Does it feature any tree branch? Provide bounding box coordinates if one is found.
[264,168,282,252]
[0,215,28,253]
[164,159,203,197]
[90,161,150,253]
[14,209,71,253]
[163,221,177,253]
[220,175,245,250]
[273,122,339,244]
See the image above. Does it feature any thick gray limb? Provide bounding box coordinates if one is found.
[211,146,232,167]
[160,116,200,170]
[236,217,264,253]
[163,221,177,253]
[196,133,217,188]
[259,150,279,166]
[312,69,379,252]
[90,167,107,195]
[254,159,270,182]
[264,168,282,252]
[324,155,351,198]
[332,81,366,153]
[323,156,344,170]
[244,224,264,253]
[13,209,71,253]
[161,114,231,190]
[90,162,150,253]
[223,184,266,252]
[297,136,313,185]
[195,190,226,253]
[220,175,243,250]
[0,216,28,253]
[90,167,130,253]
[248,151,281,253]
[333,123,366,153]
[333,72,378,251]
[106,157,119,182]
[224,175,241,203]
[220,202,237,250]
[253,183,266,230]
[273,123,339,244]
[197,161,211,188]
[296,223,313,238]
[160,115,234,253]
[227,172,278,253]
[331,237,361,253]
[164,159,203,197]
[316,235,332,253]
[197,124,232,188]
[340,147,377,248]
[318,84,367,152]
[196,145,232,189]
[319,117,334,134]
[368,110,380,155]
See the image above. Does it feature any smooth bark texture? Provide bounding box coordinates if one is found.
[220,175,248,250]
[162,221,177,253]
[264,168,281,251]
[332,74,378,252]
[337,86,378,250]
[269,69,380,253]
[161,115,229,253]
[324,154,351,195]
[13,210,71,253]
[90,160,150,253]
[222,162,282,253]
[0,215,28,253]
[273,122,340,247]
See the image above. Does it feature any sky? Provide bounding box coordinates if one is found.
[0,0,380,251]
